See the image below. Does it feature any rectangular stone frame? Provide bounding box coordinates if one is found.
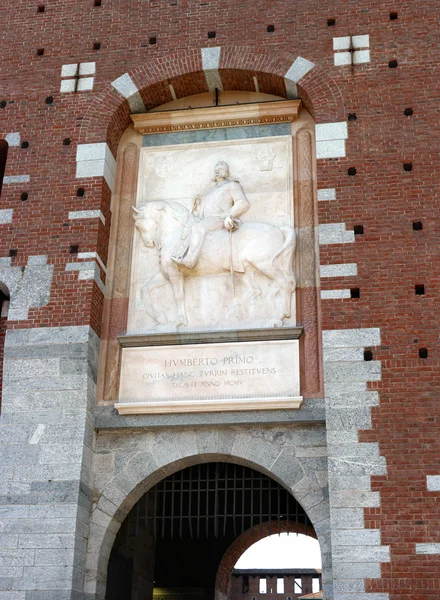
[97,99,323,413]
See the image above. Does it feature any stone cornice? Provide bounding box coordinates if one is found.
[131,100,302,135]
[114,396,303,415]
[118,326,304,347]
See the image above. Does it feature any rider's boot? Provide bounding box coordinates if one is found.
[171,230,204,268]
[170,247,189,266]
[170,251,196,269]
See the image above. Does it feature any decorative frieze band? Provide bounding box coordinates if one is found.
[131,100,301,135]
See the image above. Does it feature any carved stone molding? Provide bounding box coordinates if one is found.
[98,103,323,410]
[118,326,304,347]
[115,397,303,415]
[131,100,301,135]
[101,142,139,402]
[297,129,322,396]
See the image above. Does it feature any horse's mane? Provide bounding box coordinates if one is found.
[137,200,196,226]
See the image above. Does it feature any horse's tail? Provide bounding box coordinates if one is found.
[271,225,296,289]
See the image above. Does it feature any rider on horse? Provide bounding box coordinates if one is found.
[171,161,250,269]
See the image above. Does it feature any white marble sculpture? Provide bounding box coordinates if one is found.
[132,161,296,330]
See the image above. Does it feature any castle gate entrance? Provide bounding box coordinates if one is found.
[105,462,319,600]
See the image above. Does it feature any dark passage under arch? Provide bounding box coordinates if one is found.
[0,283,10,410]
[0,140,8,196]
[106,462,315,600]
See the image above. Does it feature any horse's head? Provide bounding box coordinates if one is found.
[132,202,165,248]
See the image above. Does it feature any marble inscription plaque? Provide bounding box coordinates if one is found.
[116,340,302,414]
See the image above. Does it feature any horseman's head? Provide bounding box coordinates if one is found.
[214,161,230,182]
[132,203,164,248]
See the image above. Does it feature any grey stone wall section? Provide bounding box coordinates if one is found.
[0,256,53,320]
[323,328,390,600]
[0,325,99,599]
[0,324,392,599]
[86,424,331,600]
[94,398,325,429]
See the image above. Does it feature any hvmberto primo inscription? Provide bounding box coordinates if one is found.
[119,340,300,403]
[147,355,276,388]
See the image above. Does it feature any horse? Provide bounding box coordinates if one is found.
[133,200,296,328]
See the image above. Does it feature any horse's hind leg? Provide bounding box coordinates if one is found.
[168,271,188,327]
[233,265,262,321]
[256,264,294,324]
[275,270,295,321]
[243,265,263,304]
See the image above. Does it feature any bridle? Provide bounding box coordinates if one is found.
[136,212,190,254]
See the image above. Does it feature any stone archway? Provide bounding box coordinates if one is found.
[77,46,340,384]
[85,426,331,599]
[81,47,336,600]
[215,520,318,600]
[79,45,344,152]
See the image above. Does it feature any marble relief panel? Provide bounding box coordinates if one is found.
[128,136,296,334]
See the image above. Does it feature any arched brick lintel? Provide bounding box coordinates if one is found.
[79,46,344,154]
[86,439,330,599]
[215,520,318,598]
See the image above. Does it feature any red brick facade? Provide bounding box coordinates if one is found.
[1,2,439,598]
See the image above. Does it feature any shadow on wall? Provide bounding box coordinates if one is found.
[0,282,10,409]
[0,140,8,196]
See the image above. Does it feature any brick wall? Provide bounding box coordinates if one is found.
[1,1,439,598]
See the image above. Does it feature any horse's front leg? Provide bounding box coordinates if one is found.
[140,272,169,324]
[170,274,188,327]
[164,263,188,327]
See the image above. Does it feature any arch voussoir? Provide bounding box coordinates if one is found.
[297,68,345,122]
[88,429,330,599]
[78,45,344,151]
[270,448,305,487]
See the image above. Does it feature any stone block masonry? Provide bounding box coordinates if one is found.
[88,423,332,599]
[323,328,390,600]
[0,326,99,597]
